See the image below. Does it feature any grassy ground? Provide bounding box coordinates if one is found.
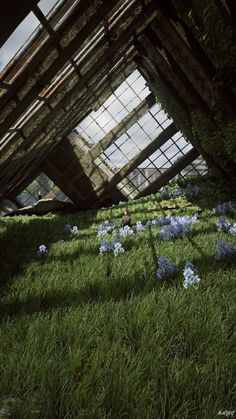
[0,179,236,418]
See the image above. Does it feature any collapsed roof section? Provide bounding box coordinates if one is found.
[0,0,234,208]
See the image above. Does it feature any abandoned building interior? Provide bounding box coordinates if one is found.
[0,0,235,211]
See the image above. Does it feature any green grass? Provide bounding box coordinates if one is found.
[0,182,236,418]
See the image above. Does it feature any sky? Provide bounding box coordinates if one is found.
[0,2,193,172]
[75,70,190,169]
[0,0,58,70]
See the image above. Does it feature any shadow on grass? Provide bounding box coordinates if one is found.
[179,177,236,212]
[0,212,101,291]
[0,209,220,294]
[0,269,156,320]
[1,250,236,321]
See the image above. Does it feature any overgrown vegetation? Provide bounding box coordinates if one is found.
[0,177,236,418]
[154,0,236,184]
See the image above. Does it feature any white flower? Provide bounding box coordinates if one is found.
[71,226,78,235]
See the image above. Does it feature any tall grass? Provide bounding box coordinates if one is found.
[0,184,236,418]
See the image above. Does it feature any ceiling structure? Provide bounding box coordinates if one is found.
[1,0,233,209]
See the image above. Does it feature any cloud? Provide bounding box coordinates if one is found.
[0,0,58,72]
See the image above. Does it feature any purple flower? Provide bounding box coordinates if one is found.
[160,215,198,240]
[99,240,112,255]
[97,221,116,237]
[135,221,146,232]
[217,217,232,232]
[213,201,236,215]
[215,240,236,260]
[156,256,178,279]
[119,225,134,237]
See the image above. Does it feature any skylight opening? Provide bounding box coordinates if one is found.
[116,129,197,198]
[180,157,207,179]
[100,103,172,170]
[38,0,63,17]
[75,69,150,145]
[108,0,137,29]
[16,172,70,207]
[0,12,42,76]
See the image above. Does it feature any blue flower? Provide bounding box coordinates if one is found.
[97,220,116,237]
[171,188,184,198]
[160,215,198,240]
[99,237,125,256]
[99,240,112,255]
[135,221,146,232]
[64,223,72,233]
[160,187,184,200]
[38,244,48,256]
[160,187,171,200]
[215,240,236,260]
[213,201,236,215]
[119,225,134,237]
[217,217,232,232]
[97,228,108,237]
[184,184,201,199]
[229,223,236,235]
[156,256,178,279]
[146,216,171,228]
[160,184,200,201]
[183,261,200,288]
